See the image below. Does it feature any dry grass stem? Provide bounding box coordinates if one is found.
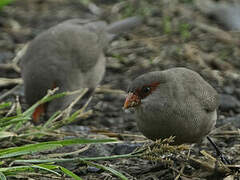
[0,78,22,87]
[200,150,217,162]
[91,130,146,139]
[48,144,91,158]
[43,88,93,129]
[12,43,29,65]
[95,86,125,94]
[0,84,22,101]
[5,102,16,117]
[64,88,89,117]
[188,156,231,175]
[140,137,189,165]
[174,164,186,180]
[0,63,20,73]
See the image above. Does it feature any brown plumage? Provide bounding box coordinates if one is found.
[124,67,219,144]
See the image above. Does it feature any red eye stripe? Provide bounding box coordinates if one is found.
[135,82,160,99]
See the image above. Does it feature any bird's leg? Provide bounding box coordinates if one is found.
[206,136,231,165]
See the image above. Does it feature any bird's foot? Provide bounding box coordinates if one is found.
[207,136,231,165]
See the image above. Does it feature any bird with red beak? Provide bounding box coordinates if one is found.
[124,67,219,145]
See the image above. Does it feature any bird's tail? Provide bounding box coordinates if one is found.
[106,16,143,40]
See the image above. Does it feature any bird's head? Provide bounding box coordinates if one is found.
[123,71,166,109]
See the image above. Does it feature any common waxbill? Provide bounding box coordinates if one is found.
[20,17,142,122]
[124,67,219,145]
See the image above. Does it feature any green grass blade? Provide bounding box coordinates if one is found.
[0,144,61,159]
[0,116,18,123]
[0,102,11,110]
[0,172,6,180]
[0,116,30,127]
[60,166,83,180]
[0,131,16,139]
[14,152,140,164]
[85,161,128,180]
[42,110,61,129]
[32,164,61,176]
[22,92,67,118]
[0,138,117,159]
[0,164,60,176]
[0,0,15,7]
[0,166,35,175]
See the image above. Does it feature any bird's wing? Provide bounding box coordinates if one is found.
[188,75,219,112]
[173,68,219,112]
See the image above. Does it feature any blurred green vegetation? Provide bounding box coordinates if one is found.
[0,0,15,9]
[0,91,130,179]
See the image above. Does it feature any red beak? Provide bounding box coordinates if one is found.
[123,93,141,109]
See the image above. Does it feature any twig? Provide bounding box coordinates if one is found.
[5,102,16,117]
[0,43,28,73]
[47,144,91,158]
[174,164,185,180]
[64,88,89,117]
[0,84,22,101]
[0,63,20,73]
[44,88,93,129]
[0,77,22,87]
[200,150,217,162]
[188,156,231,174]
[12,43,28,65]
[212,130,240,136]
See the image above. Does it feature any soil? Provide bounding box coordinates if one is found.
[1,0,240,179]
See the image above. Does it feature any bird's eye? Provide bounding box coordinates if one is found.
[141,86,151,94]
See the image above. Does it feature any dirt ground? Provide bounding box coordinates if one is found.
[1,0,240,179]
